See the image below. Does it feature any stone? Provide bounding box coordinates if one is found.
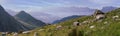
[90,25,95,29]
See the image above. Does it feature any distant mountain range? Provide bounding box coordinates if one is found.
[52,6,118,24]
[101,6,118,12]
[35,7,120,36]
[52,15,84,24]
[0,5,118,32]
[0,5,30,32]
[29,12,61,23]
[6,6,118,23]
[15,11,46,28]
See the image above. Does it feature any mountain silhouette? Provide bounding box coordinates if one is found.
[0,5,30,32]
[101,6,118,12]
[15,11,46,28]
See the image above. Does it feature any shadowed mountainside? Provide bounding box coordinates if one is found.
[15,11,46,29]
[0,5,30,32]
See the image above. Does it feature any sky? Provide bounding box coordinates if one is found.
[0,0,120,14]
[0,0,120,23]
[1,0,120,9]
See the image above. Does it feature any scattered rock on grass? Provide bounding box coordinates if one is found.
[112,15,119,19]
[90,25,95,29]
[22,31,31,34]
[56,25,62,30]
[38,29,45,31]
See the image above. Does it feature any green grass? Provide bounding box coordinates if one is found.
[2,8,120,36]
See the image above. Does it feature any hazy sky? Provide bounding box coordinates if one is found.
[0,0,120,23]
[0,0,120,17]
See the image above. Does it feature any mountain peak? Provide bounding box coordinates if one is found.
[15,11,32,18]
[18,11,28,15]
[0,5,5,11]
[0,5,2,7]
[0,5,29,32]
[20,11,26,13]
[15,11,35,21]
[15,11,46,27]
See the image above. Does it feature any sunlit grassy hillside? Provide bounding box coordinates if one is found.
[5,8,120,36]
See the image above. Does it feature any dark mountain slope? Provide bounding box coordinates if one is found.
[0,5,30,32]
[15,11,46,27]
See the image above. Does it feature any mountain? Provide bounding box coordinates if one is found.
[32,7,95,23]
[29,12,61,23]
[52,15,83,24]
[38,7,95,16]
[101,6,118,12]
[0,5,30,32]
[15,11,46,27]
[24,8,120,36]
[6,7,95,23]
[6,6,117,24]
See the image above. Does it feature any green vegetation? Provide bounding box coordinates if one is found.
[4,8,120,36]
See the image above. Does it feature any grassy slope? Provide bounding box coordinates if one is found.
[6,8,120,36]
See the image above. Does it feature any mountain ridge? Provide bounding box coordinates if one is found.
[52,15,84,24]
[15,11,46,28]
[0,5,30,32]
